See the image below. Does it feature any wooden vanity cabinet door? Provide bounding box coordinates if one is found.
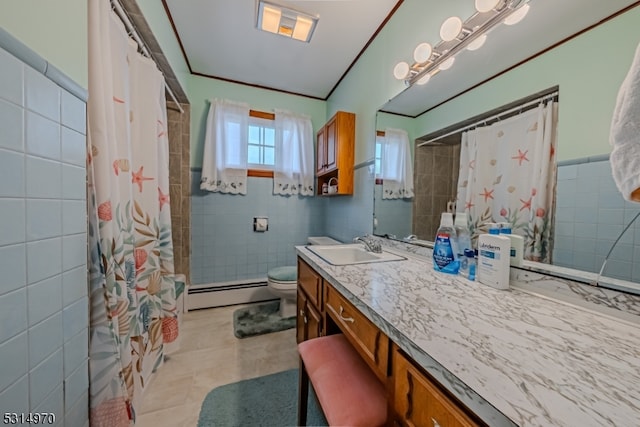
[298,258,322,309]
[324,283,389,383]
[306,299,322,340]
[296,290,307,344]
[392,346,479,427]
[297,288,323,343]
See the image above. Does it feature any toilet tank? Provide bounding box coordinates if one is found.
[307,236,341,245]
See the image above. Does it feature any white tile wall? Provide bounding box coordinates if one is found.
[0,288,28,342]
[0,244,26,295]
[0,376,29,414]
[0,148,25,196]
[29,349,64,409]
[0,44,88,425]
[0,333,29,391]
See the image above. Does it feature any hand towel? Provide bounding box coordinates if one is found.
[610,40,640,202]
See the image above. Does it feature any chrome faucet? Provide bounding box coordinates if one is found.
[353,236,383,253]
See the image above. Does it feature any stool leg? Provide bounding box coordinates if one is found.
[298,358,309,426]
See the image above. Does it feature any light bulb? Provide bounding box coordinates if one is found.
[504,4,529,25]
[467,34,487,51]
[416,73,431,85]
[393,62,410,80]
[439,57,455,71]
[475,0,500,13]
[440,16,462,42]
[413,43,432,63]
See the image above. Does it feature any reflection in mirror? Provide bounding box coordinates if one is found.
[411,136,460,241]
[372,4,640,293]
[375,88,557,246]
[374,89,640,287]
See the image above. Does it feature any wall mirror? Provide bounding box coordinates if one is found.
[373,4,640,294]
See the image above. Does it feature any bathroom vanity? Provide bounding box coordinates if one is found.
[295,242,640,426]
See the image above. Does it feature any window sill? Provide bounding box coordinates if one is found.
[248,169,274,178]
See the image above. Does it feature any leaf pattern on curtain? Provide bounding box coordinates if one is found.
[88,2,178,425]
[456,101,558,262]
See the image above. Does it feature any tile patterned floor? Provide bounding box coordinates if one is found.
[135,304,299,427]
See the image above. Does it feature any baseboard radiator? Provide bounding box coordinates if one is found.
[187,278,277,310]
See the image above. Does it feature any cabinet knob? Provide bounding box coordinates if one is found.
[432,418,441,427]
[299,309,305,318]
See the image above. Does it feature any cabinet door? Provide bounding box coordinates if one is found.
[296,288,323,342]
[316,126,327,175]
[392,347,479,427]
[325,116,337,172]
[306,299,322,340]
[296,290,308,344]
[298,258,322,308]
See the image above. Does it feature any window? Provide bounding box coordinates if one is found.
[375,134,384,178]
[248,116,275,169]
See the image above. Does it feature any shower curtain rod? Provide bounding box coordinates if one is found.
[110,0,184,114]
[417,90,558,147]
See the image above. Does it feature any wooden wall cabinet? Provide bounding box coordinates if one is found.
[316,111,355,196]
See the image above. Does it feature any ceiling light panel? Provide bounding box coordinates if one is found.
[257,0,318,43]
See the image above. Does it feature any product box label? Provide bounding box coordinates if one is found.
[480,249,500,260]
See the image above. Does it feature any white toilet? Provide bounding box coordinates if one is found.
[267,236,340,318]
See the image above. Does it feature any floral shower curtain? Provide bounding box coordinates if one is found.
[88,1,179,425]
[456,101,557,262]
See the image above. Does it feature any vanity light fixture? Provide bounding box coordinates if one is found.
[393,0,531,87]
[504,3,530,25]
[440,16,463,42]
[256,0,318,43]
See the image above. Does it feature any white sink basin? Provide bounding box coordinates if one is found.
[307,244,406,265]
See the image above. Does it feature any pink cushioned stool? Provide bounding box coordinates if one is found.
[298,334,387,426]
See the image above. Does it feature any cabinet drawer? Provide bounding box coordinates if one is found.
[298,259,322,308]
[392,347,479,427]
[324,283,389,382]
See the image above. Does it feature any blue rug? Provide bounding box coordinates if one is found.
[197,369,327,426]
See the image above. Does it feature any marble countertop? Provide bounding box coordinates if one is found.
[296,244,640,427]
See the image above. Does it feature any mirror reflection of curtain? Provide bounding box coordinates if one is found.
[88,2,178,424]
[381,128,414,199]
[200,99,250,194]
[456,101,558,262]
[273,109,315,196]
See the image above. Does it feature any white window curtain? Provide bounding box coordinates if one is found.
[273,109,315,196]
[456,101,558,262]
[381,128,414,199]
[200,99,250,194]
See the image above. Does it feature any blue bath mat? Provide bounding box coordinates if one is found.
[232,301,296,339]
[197,369,327,427]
